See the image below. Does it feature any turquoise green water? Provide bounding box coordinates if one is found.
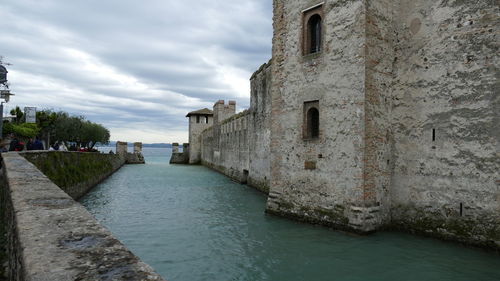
[81,148,500,281]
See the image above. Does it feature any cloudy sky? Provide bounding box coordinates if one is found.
[0,0,272,143]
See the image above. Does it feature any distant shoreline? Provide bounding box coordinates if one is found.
[100,142,172,148]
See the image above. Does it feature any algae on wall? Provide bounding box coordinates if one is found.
[21,151,124,200]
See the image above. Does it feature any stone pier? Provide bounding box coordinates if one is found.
[169,143,189,164]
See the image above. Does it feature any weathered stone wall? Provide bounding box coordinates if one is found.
[0,152,165,281]
[199,65,272,193]
[362,0,394,228]
[248,62,272,192]
[211,100,236,156]
[133,142,142,153]
[264,0,499,247]
[388,0,500,248]
[201,111,250,184]
[200,128,214,165]
[170,143,189,164]
[126,152,145,164]
[0,169,8,280]
[183,0,499,248]
[267,0,369,231]
[127,142,145,164]
[116,141,128,157]
[21,151,125,200]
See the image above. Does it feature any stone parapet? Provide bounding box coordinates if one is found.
[0,152,165,280]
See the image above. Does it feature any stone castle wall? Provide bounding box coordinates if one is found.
[363,0,394,228]
[388,0,500,246]
[201,111,250,184]
[177,0,499,249]
[265,0,499,247]
[199,63,272,193]
[247,62,272,192]
[267,0,370,231]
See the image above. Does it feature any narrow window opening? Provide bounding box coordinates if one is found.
[205,116,209,124]
[307,108,319,138]
[308,15,322,54]
[302,5,323,56]
[303,100,319,140]
[460,203,463,216]
[432,129,436,141]
[196,115,200,124]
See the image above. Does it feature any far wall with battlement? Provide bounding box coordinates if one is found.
[173,62,272,193]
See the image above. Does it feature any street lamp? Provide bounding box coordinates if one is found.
[0,65,7,84]
[0,64,14,138]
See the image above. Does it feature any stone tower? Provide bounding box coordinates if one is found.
[186,108,213,164]
[212,100,236,152]
[213,100,236,124]
[266,0,392,233]
[267,0,499,241]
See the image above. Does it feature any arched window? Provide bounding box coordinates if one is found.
[307,107,319,138]
[308,14,322,54]
[302,3,324,56]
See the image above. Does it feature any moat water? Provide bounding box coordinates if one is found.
[81,148,500,281]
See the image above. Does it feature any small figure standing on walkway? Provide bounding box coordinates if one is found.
[32,137,44,150]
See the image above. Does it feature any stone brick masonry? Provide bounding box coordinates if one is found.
[175,0,499,250]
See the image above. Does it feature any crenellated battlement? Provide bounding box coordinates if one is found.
[116,141,145,164]
[213,100,236,124]
[170,71,272,192]
[169,143,189,164]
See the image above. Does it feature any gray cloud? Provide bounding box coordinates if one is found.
[0,0,272,143]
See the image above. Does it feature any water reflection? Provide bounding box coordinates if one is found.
[81,148,500,281]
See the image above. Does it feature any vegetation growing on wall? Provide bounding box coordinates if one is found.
[23,152,113,191]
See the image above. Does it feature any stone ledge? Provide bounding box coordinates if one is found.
[1,152,165,281]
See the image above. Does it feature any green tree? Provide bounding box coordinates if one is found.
[80,121,110,149]
[36,110,58,145]
[2,122,39,138]
[53,113,83,145]
[9,106,24,124]
[5,106,110,149]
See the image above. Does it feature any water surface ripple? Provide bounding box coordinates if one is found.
[81,148,500,281]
